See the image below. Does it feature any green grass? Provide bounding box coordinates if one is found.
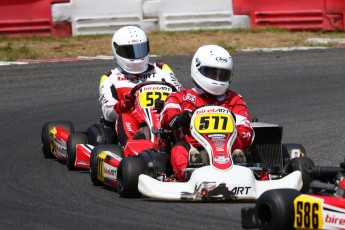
[0,41,39,61]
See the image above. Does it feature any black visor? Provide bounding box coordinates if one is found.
[114,41,150,59]
[199,66,232,81]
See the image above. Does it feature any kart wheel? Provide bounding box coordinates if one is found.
[41,121,74,159]
[117,156,145,198]
[255,189,301,230]
[66,132,88,170]
[90,144,123,186]
[283,157,315,193]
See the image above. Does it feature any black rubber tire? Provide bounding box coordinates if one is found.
[117,156,146,198]
[90,144,123,186]
[41,121,74,159]
[283,157,315,193]
[66,132,88,170]
[255,189,301,230]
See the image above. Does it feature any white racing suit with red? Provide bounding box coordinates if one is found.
[160,87,254,181]
[99,62,182,146]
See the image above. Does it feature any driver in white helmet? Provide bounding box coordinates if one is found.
[160,45,254,181]
[99,26,182,146]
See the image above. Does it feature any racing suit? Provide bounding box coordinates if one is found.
[160,87,254,181]
[99,62,182,146]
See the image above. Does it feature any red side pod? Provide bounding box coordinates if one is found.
[312,195,345,209]
[102,154,122,188]
[52,126,70,160]
[75,144,93,169]
[123,140,155,157]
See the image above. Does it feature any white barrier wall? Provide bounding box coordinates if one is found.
[52,0,250,35]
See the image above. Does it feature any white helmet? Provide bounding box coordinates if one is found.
[191,45,233,95]
[111,26,150,74]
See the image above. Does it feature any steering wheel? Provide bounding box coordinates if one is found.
[129,81,178,97]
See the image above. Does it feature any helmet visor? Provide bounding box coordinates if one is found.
[114,41,150,59]
[199,66,232,81]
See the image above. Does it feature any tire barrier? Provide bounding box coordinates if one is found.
[233,0,345,31]
[0,0,71,36]
[1,0,344,36]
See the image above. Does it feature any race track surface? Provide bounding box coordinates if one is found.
[0,48,344,229]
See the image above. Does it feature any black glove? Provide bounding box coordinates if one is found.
[170,111,192,129]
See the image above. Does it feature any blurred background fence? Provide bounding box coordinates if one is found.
[0,0,344,36]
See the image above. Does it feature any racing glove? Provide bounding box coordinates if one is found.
[113,93,135,114]
[169,110,192,129]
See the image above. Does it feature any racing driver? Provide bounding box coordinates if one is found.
[160,45,254,181]
[99,26,183,146]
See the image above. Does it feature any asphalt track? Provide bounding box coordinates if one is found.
[0,48,345,229]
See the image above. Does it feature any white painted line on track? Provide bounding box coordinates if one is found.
[0,61,29,66]
[241,46,328,52]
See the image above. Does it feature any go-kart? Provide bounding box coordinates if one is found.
[241,158,345,230]
[91,90,309,200]
[89,81,178,196]
[138,105,308,201]
[41,115,117,170]
[41,81,177,172]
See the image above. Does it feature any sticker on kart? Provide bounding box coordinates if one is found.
[138,85,172,108]
[294,194,345,229]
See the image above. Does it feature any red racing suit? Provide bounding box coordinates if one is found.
[99,62,182,146]
[160,87,254,180]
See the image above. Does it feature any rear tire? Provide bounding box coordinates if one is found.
[283,157,315,193]
[41,121,74,159]
[90,145,123,186]
[255,189,301,230]
[66,132,88,170]
[117,156,145,198]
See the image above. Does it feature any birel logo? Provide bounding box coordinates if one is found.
[104,168,117,176]
[77,161,89,166]
[325,214,345,225]
[230,186,251,195]
[141,86,171,92]
[195,108,230,115]
[103,163,118,180]
[214,156,229,164]
[216,57,228,63]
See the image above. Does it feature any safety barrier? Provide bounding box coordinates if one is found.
[0,0,71,36]
[157,0,249,31]
[52,0,143,35]
[1,0,344,36]
[233,0,345,31]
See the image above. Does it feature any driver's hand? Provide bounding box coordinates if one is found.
[114,93,135,113]
[124,93,135,107]
[178,110,192,127]
[169,110,192,129]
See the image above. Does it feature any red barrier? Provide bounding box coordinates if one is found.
[233,0,345,31]
[0,0,71,36]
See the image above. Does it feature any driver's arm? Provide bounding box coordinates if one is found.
[160,92,182,130]
[99,73,119,122]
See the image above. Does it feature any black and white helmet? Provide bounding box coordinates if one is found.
[111,26,150,74]
[191,45,233,95]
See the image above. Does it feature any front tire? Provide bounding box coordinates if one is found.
[66,132,88,170]
[41,121,74,159]
[255,189,301,230]
[117,156,146,198]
